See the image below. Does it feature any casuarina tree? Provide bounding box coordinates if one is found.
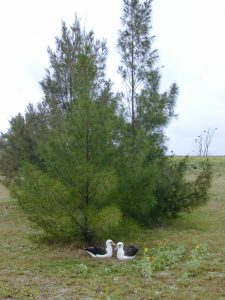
[115,0,212,226]
[1,3,213,243]
[12,19,123,244]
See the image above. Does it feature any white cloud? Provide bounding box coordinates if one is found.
[0,0,224,154]
[152,0,225,155]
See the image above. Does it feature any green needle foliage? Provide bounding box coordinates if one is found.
[0,1,212,244]
[10,19,123,244]
[113,0,212,227]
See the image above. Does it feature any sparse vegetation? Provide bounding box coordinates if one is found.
[194,128,217,157]
[0,157,225,299]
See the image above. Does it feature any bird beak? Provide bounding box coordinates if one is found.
[114,245,118,251]
[112,241,116,246]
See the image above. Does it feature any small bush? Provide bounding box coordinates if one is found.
[186,243,209,275]
[148,157,212,225]
[135,244,186,279]
[135,242,210,279]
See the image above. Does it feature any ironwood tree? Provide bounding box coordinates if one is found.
[0,3,213,243]
[115,0,211,225]
[11,20,123,244]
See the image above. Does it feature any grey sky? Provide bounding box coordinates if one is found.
[0,0,224,155]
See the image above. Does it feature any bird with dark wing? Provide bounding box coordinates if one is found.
[115,242,139,260]
[84,239,116,258]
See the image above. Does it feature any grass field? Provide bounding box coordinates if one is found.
[0,157,225,299]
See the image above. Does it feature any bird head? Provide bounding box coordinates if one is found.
[106,239,116,247]
[114,241,124,251]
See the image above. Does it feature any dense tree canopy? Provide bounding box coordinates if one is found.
[0,0,212,244]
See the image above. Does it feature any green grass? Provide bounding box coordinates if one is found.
[0,157,225,299]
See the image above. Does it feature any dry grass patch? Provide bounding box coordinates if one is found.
[0,157,225,299]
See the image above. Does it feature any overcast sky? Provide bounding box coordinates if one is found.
[0,0,224,155]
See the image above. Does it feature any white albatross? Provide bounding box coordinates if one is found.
[84,239,115,258]
[115,242,139,260]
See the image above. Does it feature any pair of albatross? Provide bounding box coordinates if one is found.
[84,239,139,260]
